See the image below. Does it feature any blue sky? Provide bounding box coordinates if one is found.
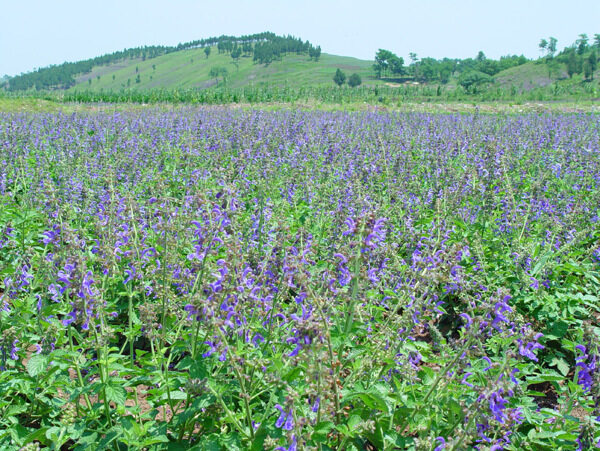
[2,0,599,76]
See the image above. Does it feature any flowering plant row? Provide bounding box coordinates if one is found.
[0,109,598,450]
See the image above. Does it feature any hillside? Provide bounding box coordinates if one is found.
[72,48,376,91]
[5,31,599,96]
[494,61,566,89]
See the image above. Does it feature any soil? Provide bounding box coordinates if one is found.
[527,381,559,409]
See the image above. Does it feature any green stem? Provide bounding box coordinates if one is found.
[68,327,93,411]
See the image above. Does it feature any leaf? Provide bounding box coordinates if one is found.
[347,415,362,434]
[96,429,121,451]
[527,373,565,383]
[26,354,48,377]
[161,390,187,400]
[141,435,169,446]
[22,427,49,446]
[104,384,127,405]
[344,390,391,414]
[550,357,570,376]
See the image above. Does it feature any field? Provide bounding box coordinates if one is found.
[0,107,599,450]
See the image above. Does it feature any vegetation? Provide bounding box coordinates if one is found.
[4,31,600,102]
[208,67,229,86]
[458,70,493,93]
[348,73,362,88]
[373,49,404,79]
[6,32,319,91]
[0,108,599,450]
[333,68,346,86]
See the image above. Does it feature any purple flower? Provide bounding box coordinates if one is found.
[311,396,320,413]
[459,313,472,329]
[342,217,356,236]
[575,345,597,393]
[461,372,474,388]
[275,434,297,451]
[517,332,544,362]
[482,356,492,371]
[274,404,294,430]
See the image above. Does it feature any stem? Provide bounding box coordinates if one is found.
[402,333,476,432]
[68,327,93,411]
[216,327,255,439]
[206,382,251,440]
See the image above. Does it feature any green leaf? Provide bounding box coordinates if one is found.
[26,354,48,377]
[96,429,121,451]
[22,426,50,447]
[104,384,127,405]
[312,421,334,442]
[161,390,187,400]
[550,357,570,376]
[141,434,169,446]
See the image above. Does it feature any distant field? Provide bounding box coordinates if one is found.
[71,47,377,91]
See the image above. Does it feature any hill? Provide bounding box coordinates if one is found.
[4,31,599,97]
[71,48,376,91]
[494,61,567,90]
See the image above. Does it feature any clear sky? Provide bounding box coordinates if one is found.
[2,0,599,77]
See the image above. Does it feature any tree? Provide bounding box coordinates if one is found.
[409,52,419,78]
[584,50,597,80]
[547,37,558,56]
[595,34,600,49]
[314,46,321,61]
[374,49,402,78]
[566,50,580,78]
[333,68,346,86]
[458,70,492,93]
[439,67,451,84]
[231,47,242,69]
[209,67,228,85]
[348,73,362,87]
[577,33,589,55]
[389,55,404,76]
[204,47,211,59]
[539,39,548,55]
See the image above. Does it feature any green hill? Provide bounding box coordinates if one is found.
[494,61,566,89]
[493,60,598,93]
[72,48,376,91]
[6,31,599,97]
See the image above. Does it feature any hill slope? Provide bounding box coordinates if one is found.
[71,47,376,91]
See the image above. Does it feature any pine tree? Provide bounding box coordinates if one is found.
[333,68,346,86]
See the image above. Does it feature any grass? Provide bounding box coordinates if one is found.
[71,47,377,91]
[494,60,600,93]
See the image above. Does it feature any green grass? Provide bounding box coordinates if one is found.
[494,60,600,93]
[71,47,377,91]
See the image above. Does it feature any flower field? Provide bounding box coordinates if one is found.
[0,108,599,450]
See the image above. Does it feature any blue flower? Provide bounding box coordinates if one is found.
[274,404,294,430]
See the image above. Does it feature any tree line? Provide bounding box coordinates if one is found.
[372,49,527,83]
[372,32,599,87]
[7,32,320,91]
